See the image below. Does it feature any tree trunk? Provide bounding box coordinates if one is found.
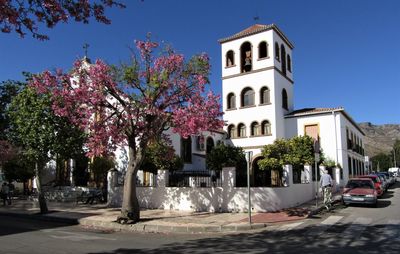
[35,162,48,214]
[117,145,143,224]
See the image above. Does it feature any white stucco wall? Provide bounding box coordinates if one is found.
[108,168,320,212]
[285,110,366,186]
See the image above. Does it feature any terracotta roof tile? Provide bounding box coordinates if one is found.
[285,107,344,117]
[218,24,294,49]
[285,107,364,135]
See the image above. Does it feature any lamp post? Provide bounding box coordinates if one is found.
[394,148,397,168]
[314,140,320,208]
[246,151,253,225]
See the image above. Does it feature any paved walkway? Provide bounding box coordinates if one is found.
[0,194,342,234]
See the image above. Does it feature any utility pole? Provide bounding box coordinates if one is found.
[246,151,253,226]
[314,140,320,208]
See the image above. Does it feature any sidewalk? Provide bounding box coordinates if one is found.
[0,193,342,234]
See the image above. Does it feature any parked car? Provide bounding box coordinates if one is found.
[342,178,378,207]
[388,167,399,178]
[373,173,389,192]
[359,175,384,197]
[380,172,395,186]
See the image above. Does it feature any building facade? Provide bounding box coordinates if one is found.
[217,24,367,186]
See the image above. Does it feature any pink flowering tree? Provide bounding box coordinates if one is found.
[0,0,125,40]
[32,37,224,223]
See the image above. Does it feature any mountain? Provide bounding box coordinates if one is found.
[358,122,400,157]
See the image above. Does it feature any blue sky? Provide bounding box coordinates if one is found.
[1,0,399,125]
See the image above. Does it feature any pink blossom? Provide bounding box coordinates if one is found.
[32,38,223,158]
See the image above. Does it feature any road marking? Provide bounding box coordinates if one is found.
[321,215,343,225]
[307,215,343,236]
[276,221,304,231]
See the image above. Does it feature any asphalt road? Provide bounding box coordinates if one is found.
[1,181,400,254]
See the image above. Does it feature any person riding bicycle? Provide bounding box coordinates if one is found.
[320,170,333,210]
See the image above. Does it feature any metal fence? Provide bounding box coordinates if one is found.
[168,170,222,187]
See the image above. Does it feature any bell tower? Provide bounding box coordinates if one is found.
[219,24,294,151]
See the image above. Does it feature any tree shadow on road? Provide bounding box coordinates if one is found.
[87,221,400,254]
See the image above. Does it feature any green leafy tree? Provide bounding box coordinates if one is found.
[371,153,392,172]
[258,136,317,170]
[206,143,246,172]
[258,139,290,170]
[392,139,400,168]
[141,141,183,174]
[2,154,35,184]
[7,86,86,213]
[286,135,315,167]
[0,80,24,140]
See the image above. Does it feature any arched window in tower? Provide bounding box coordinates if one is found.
[275,42,280,61]
[282,88,288,110]
[261,120,272,135]
[237,123,246,138]
[206,137,215,154]
[241,87,255,107]
[180,136,192,163]
[250,121,260,136]
[227,92,236,109]
[240,42,252,73]
[287,54,292,72]
[226,50,234,67]
[258,41,268,59]
[260,86,270,104]
[280,44,287,76]
[227,124,235,139]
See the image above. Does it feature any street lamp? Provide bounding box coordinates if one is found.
[245,151,253,225]
[394,148,397,168]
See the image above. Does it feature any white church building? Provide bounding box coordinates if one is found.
[218,24,367,184]
[110,24,368,212]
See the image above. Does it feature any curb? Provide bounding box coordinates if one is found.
[0,210,267,233]
[79,218,268,233]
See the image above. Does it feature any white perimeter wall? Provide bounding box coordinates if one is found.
[108,167,321,212]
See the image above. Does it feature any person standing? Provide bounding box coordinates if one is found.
[320,170,333,210]
[1,183,9,205]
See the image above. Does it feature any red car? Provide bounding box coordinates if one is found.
[359,175,384,197]
[342,178,378,207]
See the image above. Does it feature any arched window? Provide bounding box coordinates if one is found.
[237,123,246,138]
[240,42,252,73]
[287,54,292,72]
[227,93,236,109]
[275,42,280,61]
[227,125,235,139]
[260,86,270,104]
[261,120,271,135]
[251,122,260,136]
[206,137,214,154]
[241,87,255,107]
[280,44,287,76]
[258,41,268,59]
[180,137,192,163]
[282,88,288,110]
[226,50,234,67]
